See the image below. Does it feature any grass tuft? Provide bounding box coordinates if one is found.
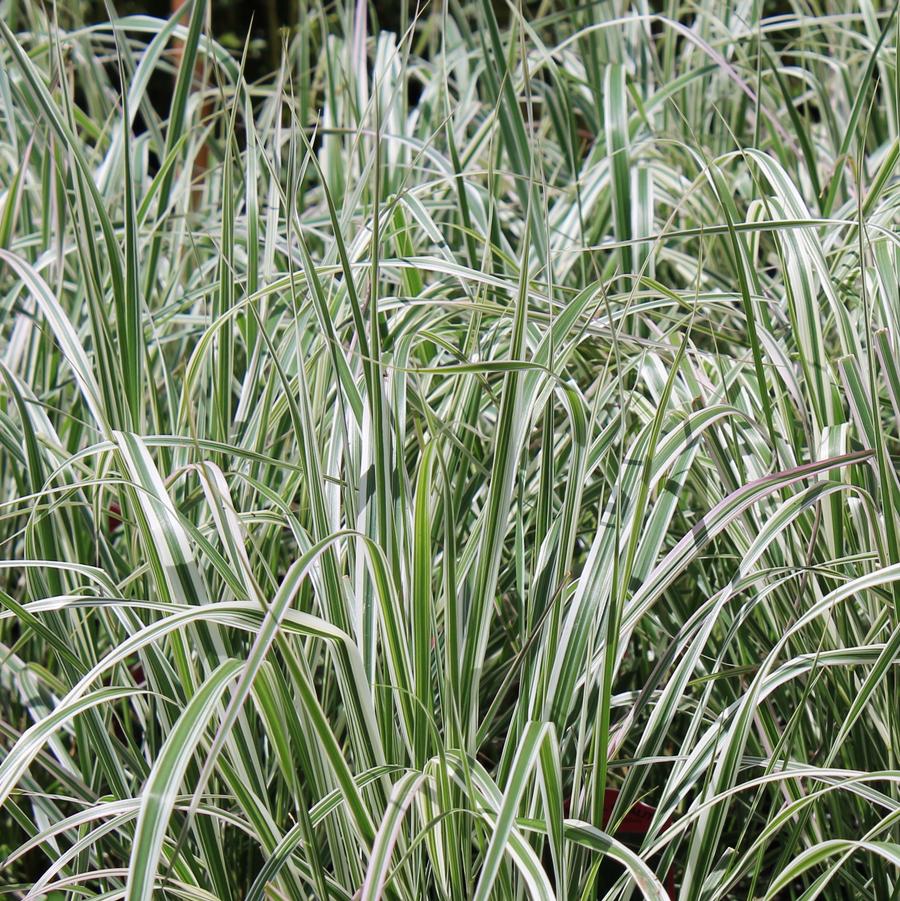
[1,1,899,897]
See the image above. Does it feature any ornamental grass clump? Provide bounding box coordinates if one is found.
[1,0,899,898]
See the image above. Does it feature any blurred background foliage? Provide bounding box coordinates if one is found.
[8,0,514,81]
[6,0,798,86]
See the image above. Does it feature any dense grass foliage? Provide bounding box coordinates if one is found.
[1,0,900,897]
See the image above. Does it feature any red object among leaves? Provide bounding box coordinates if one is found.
[562,789,676,898]
[602,789,675,899]
[602,787,658,833]
[108,501,122,533]
[603,788,675,898]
